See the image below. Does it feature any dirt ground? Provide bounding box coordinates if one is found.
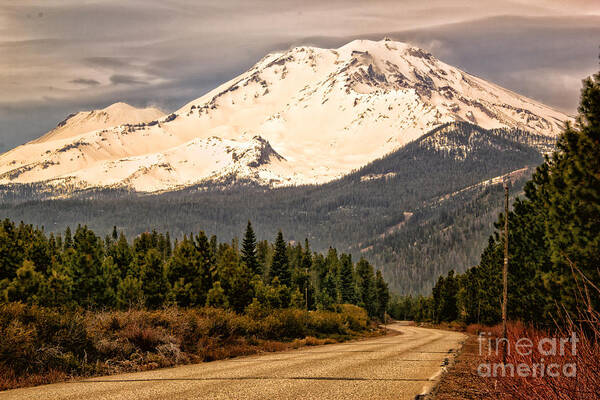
[429,334,493,399]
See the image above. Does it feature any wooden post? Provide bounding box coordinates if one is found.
[305,267,309,311]
[502,184,509,364]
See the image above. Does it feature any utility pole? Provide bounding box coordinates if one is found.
[305,267,309,311]
[502,183,509,364]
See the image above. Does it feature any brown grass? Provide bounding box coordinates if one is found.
[0,303,376,391]
[477,314,600,399]
[477,261,600,400]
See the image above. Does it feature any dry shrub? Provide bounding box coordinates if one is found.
[307,310,345,335]
[336,304,369,331]
[479,264,600,400]
[0,303,91,376]
[260,340,289,352]
[466,323,488,336]
[0,369,68,392]
[0,304,372,391]
[478,316,600,400]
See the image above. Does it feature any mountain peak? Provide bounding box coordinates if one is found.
[31,102,164,145]
[0,39,570,193]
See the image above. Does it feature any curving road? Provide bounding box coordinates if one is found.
[1,324,466,400]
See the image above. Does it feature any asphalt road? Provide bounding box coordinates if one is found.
[2,324,466,400]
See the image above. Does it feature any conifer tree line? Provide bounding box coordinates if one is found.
[0,219,389,318]
[391,68,600,327]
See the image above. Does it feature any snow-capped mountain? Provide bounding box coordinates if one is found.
[0,39,569,193]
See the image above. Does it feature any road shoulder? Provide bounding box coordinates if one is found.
[425,334,490,399]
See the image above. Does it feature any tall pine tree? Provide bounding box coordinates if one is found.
[241,221,261,276]
[269,231,291,287]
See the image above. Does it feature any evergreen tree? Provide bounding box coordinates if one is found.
[439,270,458,322]
[356,259,377,317]
[140,249,167,309]
[116,275,143,309]
[338,254,355,303]
[545,70,600,312]
[432,275,445,323]
[63,226,73,250]
[241,221,261,276]
[0,220,23,282]
[110,232,133,277]
[206,281,229,308]
[252,276,290,309]
[4,260,42,303]
[70,225,105,308]
[97,256,119,308]
[290,287,305,308]
[375,270,390,319]
[194,231,215,305]
[214,246,253,312]
[301,239,315,309]
[37,264,73,307]
[269,231,291,287]
[166,236,202,307]
[318,270,338,310]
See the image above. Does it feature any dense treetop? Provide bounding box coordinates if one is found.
[0,219,389,319]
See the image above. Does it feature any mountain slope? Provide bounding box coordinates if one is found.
[0,122,554,293]
[33,102,164,144]
[0,39,568,193]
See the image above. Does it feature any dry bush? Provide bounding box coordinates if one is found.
[0,304,371,390]
[466,323,488,336]
[478,265,600,400]
[336,304,369,331]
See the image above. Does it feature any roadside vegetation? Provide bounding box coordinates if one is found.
[0,219,389,390]
[0,303,374,391]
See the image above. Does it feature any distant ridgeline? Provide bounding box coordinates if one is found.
[0,122,554,295]
[0,220,390,318]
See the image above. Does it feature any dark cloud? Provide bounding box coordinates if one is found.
[70,78,101,86]
[109,74,148,85]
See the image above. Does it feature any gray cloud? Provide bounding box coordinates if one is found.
[70,78,101,86]
[0,0,599,151]
[109,74,148,85]
[85,57,131,69]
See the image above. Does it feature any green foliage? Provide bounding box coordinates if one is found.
[166,237,204,307]
[206,281,229,308]
[375,270,389,320]
[356,259,377,317]
[241,221,261,276]
[0,218,390,323]
[544,71,600,312]
[269,231,291,287]
[116,275,143,309]
[139,249,167,309]
[338,254,355,304]
[214,246,253,312]
[4,260,43,304]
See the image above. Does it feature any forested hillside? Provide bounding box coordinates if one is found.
[0,122,553,294]
[394,69,600,326]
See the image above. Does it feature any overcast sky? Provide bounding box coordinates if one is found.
[1,0,599,152]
